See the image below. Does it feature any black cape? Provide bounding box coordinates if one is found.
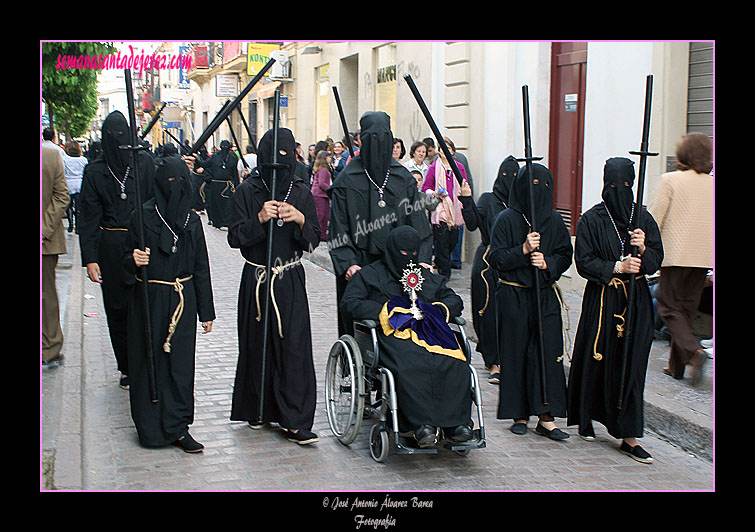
[123,200,215,447]
[488,164,573,420]
[199,143,238,228]
[567,166,664,439]
[78,111,156,375]
[227,172,321,430]
[341,228,470,433]
[459,156,519,368]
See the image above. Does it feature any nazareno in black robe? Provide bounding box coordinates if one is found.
[328,111,433,338]
[228,128,321,431]
[123,155,215,448]
[198,140,238,228]
[566,157,663,439]
[489,163,573,421]
[341,226,471,434]
[78,111,156,377]
[459,155,519,369]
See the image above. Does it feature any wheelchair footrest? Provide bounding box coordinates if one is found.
[441,429,486,451]
[394,434,438,455]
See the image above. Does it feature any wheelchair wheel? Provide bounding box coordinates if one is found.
[325,335,365,445]
[369,423,390,463]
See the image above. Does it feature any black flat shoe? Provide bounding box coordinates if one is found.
[414,425,439,448]
[510,422,527,435]
[172,431,204,453]
[535,423,570,441]
[619,441,653,463]
[119,375,130,390]
[285,429,319,445]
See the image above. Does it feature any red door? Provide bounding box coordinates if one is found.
[548,43,587,236]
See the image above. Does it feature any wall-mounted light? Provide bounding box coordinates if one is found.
[302,46,322,55]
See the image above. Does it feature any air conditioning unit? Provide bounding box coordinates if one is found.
[270,50,291,80]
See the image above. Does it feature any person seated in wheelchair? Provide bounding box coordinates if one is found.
[341,225,474,448]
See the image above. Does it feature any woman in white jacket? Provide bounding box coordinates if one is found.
[62,140,88,234]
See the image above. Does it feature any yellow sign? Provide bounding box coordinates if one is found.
[247,43,281,76]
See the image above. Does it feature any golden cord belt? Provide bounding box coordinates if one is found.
[136,275,193,353]
[99,226,128,231]
[497,277,571,362]
[592,275,643,361]
[211,179,236,198]
[245,258,302,338]
[478,245,492,317]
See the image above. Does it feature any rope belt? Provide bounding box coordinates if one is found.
[497,277,571,362]
[136,274,193,353]
[99,226,128,231]
[211,179,236,198]
[199,181,207,203]
[245,258,302,338]
[478,245,492,317]
[592,275,643,361]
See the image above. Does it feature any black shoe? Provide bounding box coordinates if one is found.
[248,421,266,430]
[535,422,570,441]
[119,375,130,390]
[619,441,654,464]
[414,425,439,448]
[579,423,596,441]
[172,431,204,453]
[447,425,473,442]
[510,422,527,435]
[488,371,500,385]
[451,264,462,270]
[285,429,319,445]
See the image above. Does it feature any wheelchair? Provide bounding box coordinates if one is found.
[324,316,486,462]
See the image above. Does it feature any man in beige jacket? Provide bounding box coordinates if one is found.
[42,141,70,366]
[649,132,713,386]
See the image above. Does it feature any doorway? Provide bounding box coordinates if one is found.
[548,42,587,236]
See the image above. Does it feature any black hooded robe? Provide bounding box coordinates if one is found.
[566,158,663,439]
[489,164,573,421]
[199,141,238,228]
[228,128,321,430]
[328,112,433,337]
[123,155,215,447]
[78,111,156,376]
[459,155,519,369]
[341,226,471,433]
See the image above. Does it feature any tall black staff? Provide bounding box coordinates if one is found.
[122,68,158,403]
[257,89,283,424]
[617,74,658,409]
[403,74,465,186]
[225,114,250,175]
[188,57,275,155]
[139,101,167,140]
[235,104,255,148]
[332,86,354,158]
[519,85,548,406]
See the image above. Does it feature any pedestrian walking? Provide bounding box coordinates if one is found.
[228,127,321,445]
[328,111,433,337]
[42,139,69,367]
[459,155,519,383]
[422,140,468,280]
[311,149,333,241]
[126,154,215,453]
[566,157,664,463]
[63,140,87,234]
[649,132,714,386]
[78,111,156,389]
[488,163,573,440]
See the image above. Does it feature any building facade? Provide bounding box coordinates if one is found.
[178,40,712,262]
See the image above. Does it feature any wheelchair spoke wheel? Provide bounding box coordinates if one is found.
[325,336,364,445]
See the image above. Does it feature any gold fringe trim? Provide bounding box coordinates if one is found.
[378,302,466,361]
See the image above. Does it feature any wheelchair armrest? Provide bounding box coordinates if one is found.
[357,319,378,330]
[452,316,466,327]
